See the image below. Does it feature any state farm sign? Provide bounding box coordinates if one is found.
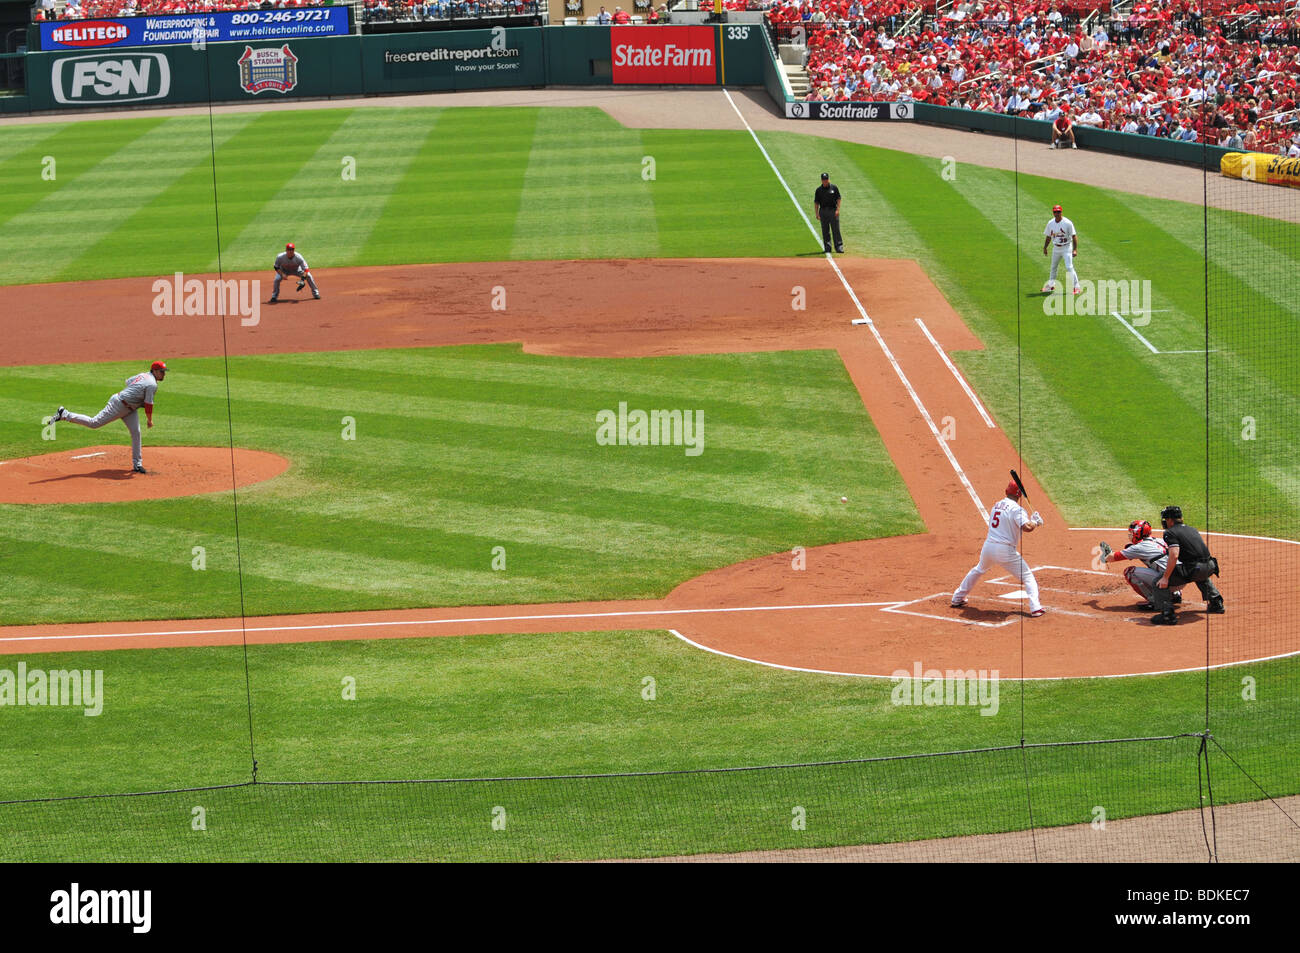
[610,26,716,85]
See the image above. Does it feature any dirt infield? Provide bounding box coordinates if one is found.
[0,445,289,504]
[2,257,1294,679]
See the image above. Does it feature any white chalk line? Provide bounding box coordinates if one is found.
[670,626,1300,682]
[70,452,107,460]
[1110,310,1160,353]
[0,600,906,645]
[722,89,987,524]
[1110,312,1218,355]
[914,318,996,428]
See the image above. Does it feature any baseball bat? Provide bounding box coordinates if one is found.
[1010,469,1029,504]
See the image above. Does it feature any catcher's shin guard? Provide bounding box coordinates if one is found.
[1122,566,1147,601]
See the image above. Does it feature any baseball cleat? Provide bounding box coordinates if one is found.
[1041,284,1053,293]
[1138,602,1157,611]
[1029,608,1046,617]
[1071,143,1077,149]
[1207,597,1225,614]
[1072,286,1081,295]
[313,292,321,300]
[269,295,278,303]
[823,244,832,253]
[835,246,844,253]
[1152,612,1177,626]
[132,464,147,474]
[950,600,967,608]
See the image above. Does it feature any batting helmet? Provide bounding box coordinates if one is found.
[1005,480,1021,500]
[1161,504,1183,523]
[1128,519,1152,544]
[151,360,167,373]
[286,242,295,252]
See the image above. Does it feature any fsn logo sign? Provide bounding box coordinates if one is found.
[52,53,171,104]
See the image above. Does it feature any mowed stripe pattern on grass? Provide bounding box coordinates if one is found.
[0,345,921,625]
[1,106,1296,536]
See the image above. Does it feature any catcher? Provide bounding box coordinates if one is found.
[1098,519,1181,611]
[270,241,320,302]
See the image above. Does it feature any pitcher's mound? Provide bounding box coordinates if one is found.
[0,446,289,504]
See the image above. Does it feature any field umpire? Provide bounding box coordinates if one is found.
[814,172,844,254]
[1151,505,1226,625]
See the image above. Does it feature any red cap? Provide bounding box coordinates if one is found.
[1006,480,1021,499]
[1052,204,1063,212]
[286,242,295,252]
[151,361,167,372]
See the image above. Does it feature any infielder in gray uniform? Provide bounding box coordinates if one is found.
[271,241,319,302]
[51,361,166,474]
[1098,519,1180,611]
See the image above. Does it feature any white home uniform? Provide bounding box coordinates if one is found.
[952,496,1043,612]
[273,250,319,299]
[61,372,157,470]
[1043,215,1079,292]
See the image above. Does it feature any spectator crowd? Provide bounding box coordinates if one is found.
[766,0,1300,151]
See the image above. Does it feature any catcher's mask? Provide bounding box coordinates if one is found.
[1129,519,1152,544]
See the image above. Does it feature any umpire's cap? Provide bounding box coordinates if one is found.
[1161,504,1182,522]
[820,172,830,180]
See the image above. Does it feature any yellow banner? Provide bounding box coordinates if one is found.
[1220,151,1300,189]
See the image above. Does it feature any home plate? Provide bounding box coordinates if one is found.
[999,590,1031,600]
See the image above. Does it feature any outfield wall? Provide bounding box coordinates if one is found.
[12,23,1237,171]
[21,23,770,112]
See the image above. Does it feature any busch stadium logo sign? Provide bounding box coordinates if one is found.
[785,101,914,121]
[238,44,299,94]
[51,52,171,104]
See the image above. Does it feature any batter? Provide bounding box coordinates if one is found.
[52,361,167,474]
[1042,204,1080,295]
[951,481,1045,617]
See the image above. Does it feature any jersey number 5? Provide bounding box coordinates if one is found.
[990,512,1001,528]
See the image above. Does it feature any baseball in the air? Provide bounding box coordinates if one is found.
[840,496,848,503]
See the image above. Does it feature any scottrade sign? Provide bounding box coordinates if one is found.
[610,26,716,85]
[40,7,349,50]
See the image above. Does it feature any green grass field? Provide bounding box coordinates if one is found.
[1,104,1296,860]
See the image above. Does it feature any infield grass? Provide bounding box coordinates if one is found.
[0,344,920,625]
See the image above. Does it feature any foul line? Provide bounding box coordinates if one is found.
[1110,310,1160,353]
[722,89,988,523]
[0,600,905,645]
[915,318,995,428]
[70,452,107,460]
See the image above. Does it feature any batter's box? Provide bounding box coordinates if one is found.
[881,593,1018,628]
[990,565,1127,597]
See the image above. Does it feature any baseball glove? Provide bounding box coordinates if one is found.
[1099,541,1113,564]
